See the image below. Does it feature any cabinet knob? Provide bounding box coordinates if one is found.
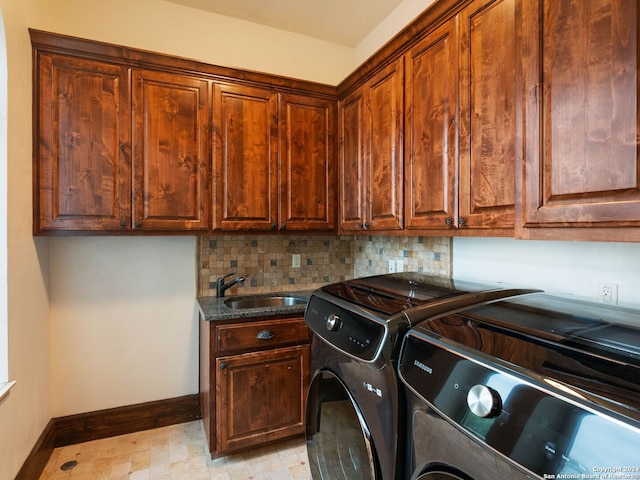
[120,221,127,229]
[445,217,454,226]
[257,330,275,340]
[271,223,277,230]
[281,223,287,230]
[458,216,467,226]
[135,220,142,229]
[219,362,227,369]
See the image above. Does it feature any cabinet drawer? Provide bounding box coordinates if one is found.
[216,317,309,353]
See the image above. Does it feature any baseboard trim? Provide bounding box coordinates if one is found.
[15,393,201,480]
[51,393,201,447]
[14,418,56,480]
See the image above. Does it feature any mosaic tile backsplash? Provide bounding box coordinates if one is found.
[197,235,452,296]
[352,235,451,278]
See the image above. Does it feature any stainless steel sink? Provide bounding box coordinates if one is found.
[224,295,307,310]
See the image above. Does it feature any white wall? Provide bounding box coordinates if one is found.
[0,0,53,478]
[51,0,354,85]
[354,0,436,66]
[453,237,640,308]
[49,237,198,415]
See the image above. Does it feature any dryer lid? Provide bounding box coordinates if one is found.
[418,293,640,414]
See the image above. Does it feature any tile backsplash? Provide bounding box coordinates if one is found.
[197,234,452,296]
[352,235,451,278]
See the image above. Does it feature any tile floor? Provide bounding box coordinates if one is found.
[39,421,311,480]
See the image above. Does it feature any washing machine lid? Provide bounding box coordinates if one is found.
[318,272,510,316]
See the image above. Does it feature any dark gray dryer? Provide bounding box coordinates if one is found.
[399,293,640,480]
[303,273,535,480]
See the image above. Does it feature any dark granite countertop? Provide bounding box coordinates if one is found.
[197,290,313,321]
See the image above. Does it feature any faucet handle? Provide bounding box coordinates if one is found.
[217,272,236,282]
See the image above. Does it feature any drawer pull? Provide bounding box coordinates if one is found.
[257,330,275,340]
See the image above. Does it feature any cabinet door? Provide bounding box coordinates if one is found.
[405,20,459,229]
[366,59,404,230]
[216,345,310,455]
[458,0,515,230]
[519,0,640,230]
[35,53,131,233]
[338,88,366,231]
[213,83,278,230]
[132,70,210,231]
[279,93,336,231]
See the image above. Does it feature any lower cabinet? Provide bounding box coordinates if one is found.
[200,314,310,458]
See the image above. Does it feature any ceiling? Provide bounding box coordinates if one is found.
[164,0,406,47]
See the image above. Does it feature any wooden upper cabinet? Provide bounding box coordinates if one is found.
[213,83,278,230]
[458,0,515,229]
[339,59,404,232]
[34,53,131,233]
[366,59,404,230]
[405,20,458,230]
[338,88,366,230]
[132,69,210,231]
[518,0,640,233]
[405,0,515,233]
[279,93,336,231]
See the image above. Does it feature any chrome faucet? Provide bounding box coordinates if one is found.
[216,273,246,297]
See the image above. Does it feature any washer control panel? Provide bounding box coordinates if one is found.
[305,294,388,362]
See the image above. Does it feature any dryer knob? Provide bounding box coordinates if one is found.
[326,313,341,331]
[467,385,502,418]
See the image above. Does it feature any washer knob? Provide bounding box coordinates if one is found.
[467,385,501,418]
[326,313,341,331]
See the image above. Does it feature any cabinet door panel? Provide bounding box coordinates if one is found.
[216,345,310,454]
[405,21,458,229]
[213,83,278,230]
[132,70,209,231]
[458,0,515,229]
[339,89,366,230]
[279,94,336,231]
[520,0,640,227]
[367,59,404,230]
[35,53,130,232]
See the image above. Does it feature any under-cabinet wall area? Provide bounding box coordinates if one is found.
[453,237,640,308]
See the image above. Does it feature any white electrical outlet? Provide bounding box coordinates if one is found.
[396,259,404,272]
[598,283,618,304]
[292,254,301,269]
[388,259,396,273]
